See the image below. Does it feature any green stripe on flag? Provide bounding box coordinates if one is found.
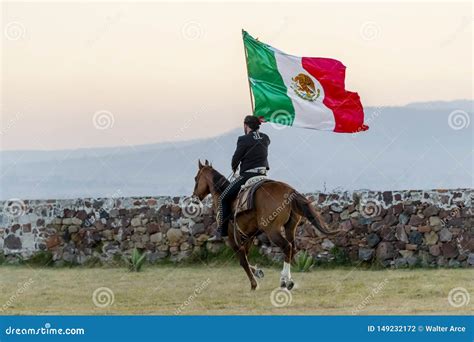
[243,31,295,125]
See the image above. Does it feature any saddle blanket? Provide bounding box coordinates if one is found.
[234,177,272,216]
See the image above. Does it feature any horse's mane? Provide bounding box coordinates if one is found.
[211,168,230,194]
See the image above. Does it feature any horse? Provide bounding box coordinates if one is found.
[192,160,337,290]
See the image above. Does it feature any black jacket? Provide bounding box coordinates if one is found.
[231,130,270,173]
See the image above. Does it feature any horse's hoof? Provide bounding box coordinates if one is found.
[255,269,264,279]
[286,280,295,291]
[280,280,286,288]
[251,284,258,291]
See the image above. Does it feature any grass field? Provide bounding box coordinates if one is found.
[0,263,472,315]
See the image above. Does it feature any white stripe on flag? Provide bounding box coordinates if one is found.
[273,50,335,130]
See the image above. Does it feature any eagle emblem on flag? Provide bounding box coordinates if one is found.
[291,73,321,101]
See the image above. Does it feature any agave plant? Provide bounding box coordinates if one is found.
[294,251,314,272]
[128,248,146,272]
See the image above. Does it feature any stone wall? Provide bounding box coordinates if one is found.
[0,189,472,267]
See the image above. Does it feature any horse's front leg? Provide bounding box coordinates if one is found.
[245,239,264,279]
[228,225,258,290]
[238,246,258,290]
[249,265,265,279]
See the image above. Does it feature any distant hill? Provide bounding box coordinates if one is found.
[0,100,472,200]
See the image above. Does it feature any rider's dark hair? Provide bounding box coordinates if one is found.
[244,115,261,130]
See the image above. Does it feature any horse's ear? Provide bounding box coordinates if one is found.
[198,160,203,169]
[205,159,209,166]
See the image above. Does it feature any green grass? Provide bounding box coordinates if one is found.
[127,248,146,272]
[0,264,472,315]
[294,251,314,272]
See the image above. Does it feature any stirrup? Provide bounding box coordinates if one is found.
[208,235,223,242]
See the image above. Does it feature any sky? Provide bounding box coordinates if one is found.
[1,1,472,151]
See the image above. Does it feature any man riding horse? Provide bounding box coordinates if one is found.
[209,115,270,242]
[193,116,337,290]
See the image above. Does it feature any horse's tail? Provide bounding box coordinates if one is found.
[291,192,339,236]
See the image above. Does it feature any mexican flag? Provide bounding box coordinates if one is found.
[243,30,368,133]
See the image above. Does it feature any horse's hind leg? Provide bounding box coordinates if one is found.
[284,210,301,262]
[268,229,294,290]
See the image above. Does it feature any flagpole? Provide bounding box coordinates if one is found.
[242,29,254,114]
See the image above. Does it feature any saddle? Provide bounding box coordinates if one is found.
[233,176,272,216]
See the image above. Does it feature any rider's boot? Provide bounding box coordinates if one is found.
[208,221,228,242]
[208,228,223,242]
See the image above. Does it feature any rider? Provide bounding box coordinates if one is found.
[209,115,270,242]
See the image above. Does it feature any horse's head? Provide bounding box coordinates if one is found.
[192,159,213,201]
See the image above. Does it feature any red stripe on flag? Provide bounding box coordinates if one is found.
[302,57,368,133]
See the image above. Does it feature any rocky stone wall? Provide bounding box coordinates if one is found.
[0,189,472,267]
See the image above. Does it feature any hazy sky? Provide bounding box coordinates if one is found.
[1,1,472,150]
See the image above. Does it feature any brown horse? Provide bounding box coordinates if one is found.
[192,160,337,290]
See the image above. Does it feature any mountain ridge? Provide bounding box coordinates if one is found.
[0,100,472,200]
